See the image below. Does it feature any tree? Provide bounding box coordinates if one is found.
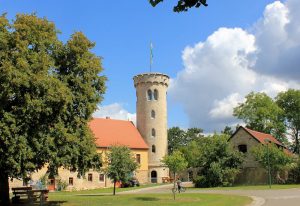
[251,143,293,183]
[168,127,203,154]
[0,14,105,205]
[276,89,300,154]
[162,150,188,200]
[182,134,243,187]
[105,145,138,195]
[233,92,286,144]
[149,0,208,12]
[221,126,234,136]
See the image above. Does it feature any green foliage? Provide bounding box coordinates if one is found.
[56,179,68,191]
[288,158,300,183]
[162,150,188,174]
[105,145,138,195]
[221,126,234,136]
[168,127,203,154]
[233,92,286,143]
[149,0,208,12]
[251,143,293,181]
[0,13,105,203]
[276,89,300,154]
[183,134,243,187]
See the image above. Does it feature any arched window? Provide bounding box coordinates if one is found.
[152,145,156,153]
[147,90,152,100]
[151,128,156,137]
[154,89,158,100]
[151,110,155,119]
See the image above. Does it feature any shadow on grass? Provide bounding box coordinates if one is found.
[134,197,160,201]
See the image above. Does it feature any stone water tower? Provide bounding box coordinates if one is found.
[133,73,169,183]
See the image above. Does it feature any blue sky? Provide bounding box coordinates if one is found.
[1,0,299,132]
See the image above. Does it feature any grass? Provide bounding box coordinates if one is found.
[189,184,300,190]
[47,193,251,206]
[55,183,165,195]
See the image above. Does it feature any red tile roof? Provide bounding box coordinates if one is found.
[89,118,148,149]
[243,127,284,146]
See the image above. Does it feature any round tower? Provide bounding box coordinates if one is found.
[133,73,169,183]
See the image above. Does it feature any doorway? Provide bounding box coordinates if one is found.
[151,170,157,183]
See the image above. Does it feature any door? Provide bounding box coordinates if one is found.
[151,171,157,183]
[47,178,55,191]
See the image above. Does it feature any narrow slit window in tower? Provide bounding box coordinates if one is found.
[147,89,152,101]
[152,128,156,137]
[151,110,155,119]
[152,145,156,153]
[154,89,158,100]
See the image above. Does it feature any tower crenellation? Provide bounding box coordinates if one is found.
[133,72,169,183]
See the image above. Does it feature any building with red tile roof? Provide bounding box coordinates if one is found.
[89,118,148,149]
[229,126,291,184]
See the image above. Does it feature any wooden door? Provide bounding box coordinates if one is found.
[47,179,55,191]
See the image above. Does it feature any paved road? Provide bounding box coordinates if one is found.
[121,183,300,206]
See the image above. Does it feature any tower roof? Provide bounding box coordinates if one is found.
[89,118,149,149]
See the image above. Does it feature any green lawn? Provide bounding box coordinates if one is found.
[53,183,165,195]
[189,184,300,190]
[48,193,251,206]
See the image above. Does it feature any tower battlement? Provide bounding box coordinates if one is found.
[133,73,169,87]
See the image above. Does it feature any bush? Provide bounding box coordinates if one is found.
[184,134,243,188]
[193,176,206,188]
[56,179,68,191]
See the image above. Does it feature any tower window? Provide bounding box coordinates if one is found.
[151,110,155,119]
[238,145,247,153]
[152,145,156,153]
[154,89,158,100]
[147,90,152,101]
[152,128,156,137]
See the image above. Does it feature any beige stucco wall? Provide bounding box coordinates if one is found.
[133,73,170,182]
[9,147,149,191]
[229,128,268,184]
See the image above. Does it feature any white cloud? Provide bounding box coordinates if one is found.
[209,93,243,120]
[169,0,300,132]
[93,103,136,125]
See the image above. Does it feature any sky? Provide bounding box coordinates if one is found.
[1,0,299,133]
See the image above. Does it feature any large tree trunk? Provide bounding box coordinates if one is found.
[113,180,116,196]
[0,172,10,206]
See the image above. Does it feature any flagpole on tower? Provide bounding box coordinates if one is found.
[150,42,153,73]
